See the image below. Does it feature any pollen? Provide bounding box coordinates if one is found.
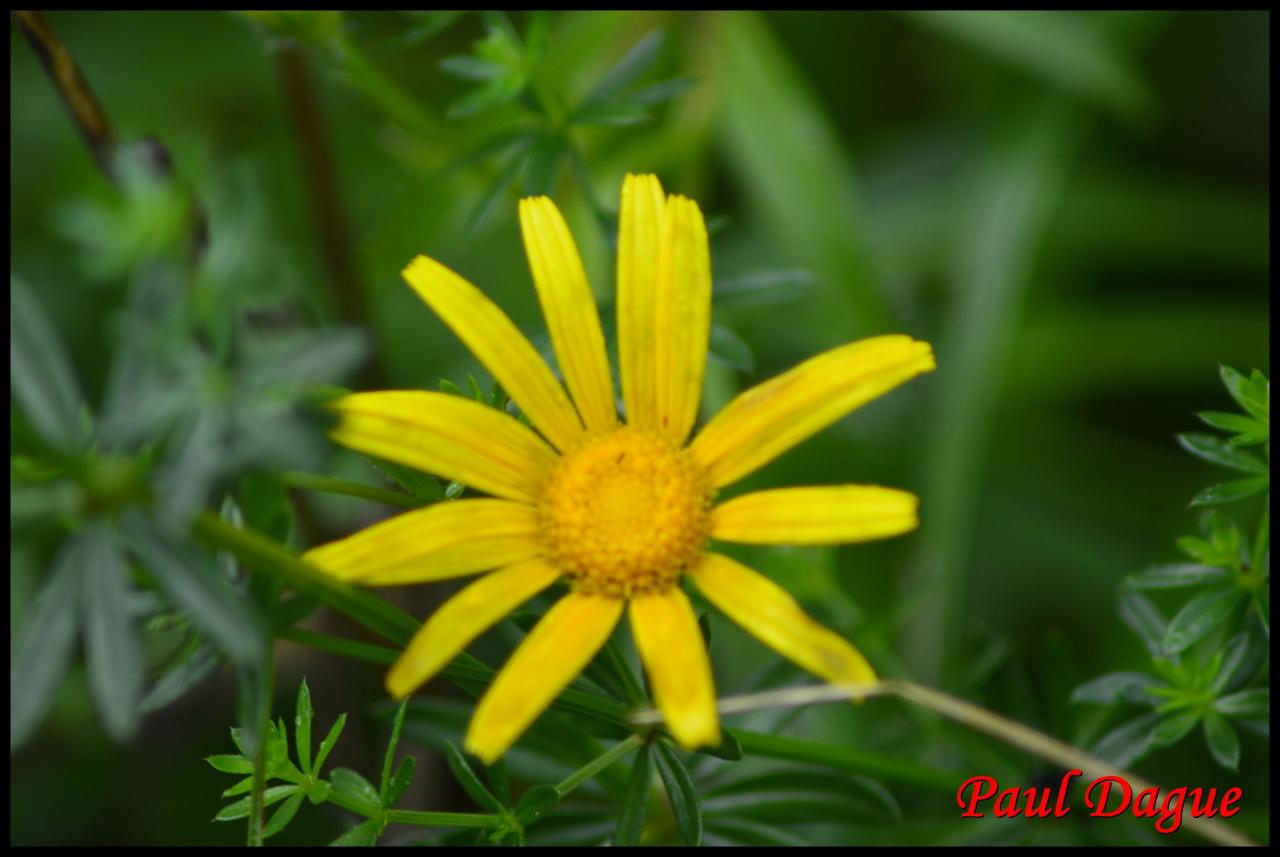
[539,427,714,597]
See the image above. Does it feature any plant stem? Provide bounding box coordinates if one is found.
[556,734,644,796]
[280,471,421,508]
[324,790,500,829]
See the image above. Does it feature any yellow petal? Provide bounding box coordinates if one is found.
[403,255,585,451]
[654,195,712,445]
[465,592,623,763]
[303,499,542,585]
[616,173,666,430]
[691,553,877,689]
[330,391,557,503]
[629,587,720,749]
[519,197,618,434]
[690,336,935,488]
[712,486,918,545]
[386,559,561,698]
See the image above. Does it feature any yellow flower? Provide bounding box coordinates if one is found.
[304,174,935,763]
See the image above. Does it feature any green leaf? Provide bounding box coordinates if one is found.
[1123,562,1231,590]
[263,789,306,838]
[486,759,511,808]
[708,324,755,374]
[330,817,382,846]
[1197,411,1268,446]
[521,132,564,197]
[1117,591,1167,659]
[903,11,1148,117]
[330,767,381,812]
[80,524,144,742]
[705,817,809,847]
[9,275,87,451]
[1214,688,1268,718]
[1069,672,1161,706]
[215,785,297,821]
[222,777,255,798]
[1149,710,1201,748]
[653,740,702,846]
[515,784,563,826]
[1203,714,1241,771]
[577,30,666,109]
[612,742,653,846]
[1176,433,1267,474]
[121,512,267,664]
[463,144,533,238]
[1212,629,1267,693]
[206,754,255,774]
[1162,588,1246,655]
[572,101,652,127]
[10,531,86,750]
[695,728,744,762]
[385,755,416,807]
[444,741,504,813]
[380,698,409,802]
[1089,713,1160,768]
[140,640,219,713]
[440,54,507,81]
[315,712,346,775]
[1190,477,1269,507]
[704,768,900,824]
[1219,365,1268,422]
[296,678,314,776]
[368,457,446,503]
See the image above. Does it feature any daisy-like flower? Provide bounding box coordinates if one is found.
[304,174,935,763]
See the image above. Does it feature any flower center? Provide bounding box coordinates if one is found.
[540,427,714,597]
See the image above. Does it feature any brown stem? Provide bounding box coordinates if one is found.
[13,10,118,174]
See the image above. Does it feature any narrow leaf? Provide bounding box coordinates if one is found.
[1123,562,1230,591]
[386,755,416,807]
[444,742,504,813]
[653,740,702,846]
[263,789,306,838]
[612,741,653,846]
[1069,672,1161,706]
[380,698,409,801]
[1149,710,1201,748]
[1214,688,1268,718]
[1177,432,1267,473]
[9,275,87,450]
[1190,477,1268,507]
[206,754,255,774]
[314,713,348,775]
[1162,588,1246,655]
[296,678,314,776]
[1203,714,1241,771]
[1117,590,1167,658]
[78,524,144,742]
[330,767,381,811]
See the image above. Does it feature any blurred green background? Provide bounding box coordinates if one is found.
[10,10,1269,845]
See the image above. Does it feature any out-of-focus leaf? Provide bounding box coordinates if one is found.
[10,532,86,750]
[713,268,815,310]
[1212,628,1267,693]
[708,324,754,375]
[380,698,409,801]
[214,784,297,821]
[1214,688,1268,719]
[10,275,87,451]
[705,817,809,847]
[1089,713,1159,768]
[464,145,533,238]
[121,511,267,664]
[444,741,504,813]
[903,11,1149,118]
[653,740,702,846]
[154,411,226,526]
[331,817,382,846]
[1219,365,1268,422]
[368,457,447,503]
[1176,433,1267,474]
[612,741,652,846]
[1197,410,1268,446]
[440,54,508,81]
[1069,672,1161,706]
[515,783,563,825]
[1190,477,1268,507]
[1117,591,1167,659]
[702,768,900,824]
[521,132,564,197]
[1203,714,1241,771]
[1123,562,1231,590]
[578,30,666,109]
[80,524,144,742]
[243,328,367,392]
[206,754,255,774]
[140,639,219,713]
[1149,710,1201,748]
[1162,588,1246,655]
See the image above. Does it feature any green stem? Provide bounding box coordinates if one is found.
[280,471,420,508]
[386,810,502,829]
[734,730,958,792]
[555,734,644,797]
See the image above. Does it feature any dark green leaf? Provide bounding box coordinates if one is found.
[448,75,527,119]
[486,759,511,807]
[1089,713,1160,768]
[1163,588,1246,655]
[463,145,532,238]
[380,698,408,801]
[1219,365,1268,422]
[706,817,809,846]
[385,755,416,807]
[206,754,255,774]
[694,728,744,762]
[624,76,696,106]
[1149,710,1201,748]
[572,102,651,127]
[521,132,564,196]
[1214,688,1268,718]
[653,740,702,846]
[1190,477,1269,507]
[612,742,653,846]
[263,789,306,838]
[80,524,144,742]
[330,817,382,846]
[1212,629,1267,693]
[1069,672,1161,706]
[10,531,86,750]
[330,767,381,811]
[1203,714,1240,771]
[121,512,267,664]
[515,784,563,825]
[222,777,254,798]
[578,30,666,109]
[1123,562,1231,590]
[1197,411,1267,445]
[9,275,87,451]
[444,741,504,813]
[296,678,314,776]
[1117,591,1167,659]
[703,768,900,824]
[141,639,219,713]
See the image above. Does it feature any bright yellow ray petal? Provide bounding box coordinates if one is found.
[303,499,542,585]
[465,592,624,763]
[691,553,877,689]
[712,486,918,545]
[386,559,561,699]
[519,196,618,434]
[329,391,557,503]
[616,173,666,430]
[654,195,712,445]
[689,336,935,488]
[630,587,720,749]
[403,255,585,451]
